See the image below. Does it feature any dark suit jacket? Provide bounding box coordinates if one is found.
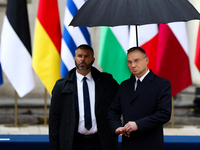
[49,67,119,150]
[108,70,171,150]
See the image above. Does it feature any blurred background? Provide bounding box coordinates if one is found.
[0,0,200,126]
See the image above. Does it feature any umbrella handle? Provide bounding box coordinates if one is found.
[135,25,138,47]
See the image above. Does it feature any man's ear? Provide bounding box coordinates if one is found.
[92,58,95,64]
[146,57,149,64]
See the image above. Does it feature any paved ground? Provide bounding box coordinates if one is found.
[0,113,200,125]
[0,114,200,135]
[0,97,200,135]
[0,124,200,135]
[0,125,48,135]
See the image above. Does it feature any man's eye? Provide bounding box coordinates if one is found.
[135,60,139,63]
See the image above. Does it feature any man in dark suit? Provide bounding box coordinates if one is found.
[108,47,171,150]
[49,44,119,150]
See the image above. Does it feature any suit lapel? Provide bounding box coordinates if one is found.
[131,70,154,103]
[95,78,105,108]
[126,76,136,100]
[62,70,77,97]
[62,69,78,110]
[91,67,105,109]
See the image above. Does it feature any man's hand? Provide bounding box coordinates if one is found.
[124,121,138,134]
[115,127,130,137]
[115,127,129,136]
[115,122,138,137]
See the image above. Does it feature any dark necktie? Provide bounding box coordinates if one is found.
[83,77,92,130]
[136,79,141,91]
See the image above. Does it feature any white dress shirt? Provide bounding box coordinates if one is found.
[76,71,97,134]
[135,69,150,90]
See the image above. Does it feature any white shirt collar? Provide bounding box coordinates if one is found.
[76,71,92,81]
[135,69,150,82]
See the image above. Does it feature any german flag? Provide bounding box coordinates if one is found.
[32,0,61,94]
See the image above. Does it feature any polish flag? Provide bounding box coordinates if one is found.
[156,23,192,96]
[195,22,200,72]
[129,24,158,73]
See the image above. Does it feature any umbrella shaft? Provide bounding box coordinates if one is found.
[135,25,138,47]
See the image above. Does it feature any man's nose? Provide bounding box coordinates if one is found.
[131,62,136,67]
[80,56,85,61]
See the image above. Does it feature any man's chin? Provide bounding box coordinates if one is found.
[131,70,137,74]
[77,66,88,70]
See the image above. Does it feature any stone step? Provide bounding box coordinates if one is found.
[0,98,50,116]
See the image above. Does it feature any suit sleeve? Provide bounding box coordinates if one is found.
[107,86,123,135]
[49,81,62,150]
[135,79,172,134]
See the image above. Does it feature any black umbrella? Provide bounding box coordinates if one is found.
[69,0,200,46]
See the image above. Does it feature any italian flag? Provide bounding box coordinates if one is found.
[98,26,131,84]
[32,0,61,94]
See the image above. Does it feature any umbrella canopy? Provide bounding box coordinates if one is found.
[70,0,200,27]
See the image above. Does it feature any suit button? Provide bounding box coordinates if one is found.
[130,103,134,106]
[66,121,69,124]
[65,138,68,141]
[67,101,70,104]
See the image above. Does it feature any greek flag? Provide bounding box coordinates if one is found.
[60,0,91,77]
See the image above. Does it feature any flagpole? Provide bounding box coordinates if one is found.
[171,96,174,128]
[14,90,18,127]
[44,88,47,126]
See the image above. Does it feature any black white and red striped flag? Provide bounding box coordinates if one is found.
[1,0,35,97]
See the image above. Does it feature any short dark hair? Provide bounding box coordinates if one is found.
[127,47,147,57]
[76,44,94,57]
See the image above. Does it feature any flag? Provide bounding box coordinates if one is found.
[60,0,91,77]
[32,0,61,94]
[98,26,131,84]
[195,22,200,72]
[156,23,192,96]
[0,46,3,86]
[129,24,158,73]
[1,0,35,97]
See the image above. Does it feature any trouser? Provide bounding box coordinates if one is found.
[73,133,102,150]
